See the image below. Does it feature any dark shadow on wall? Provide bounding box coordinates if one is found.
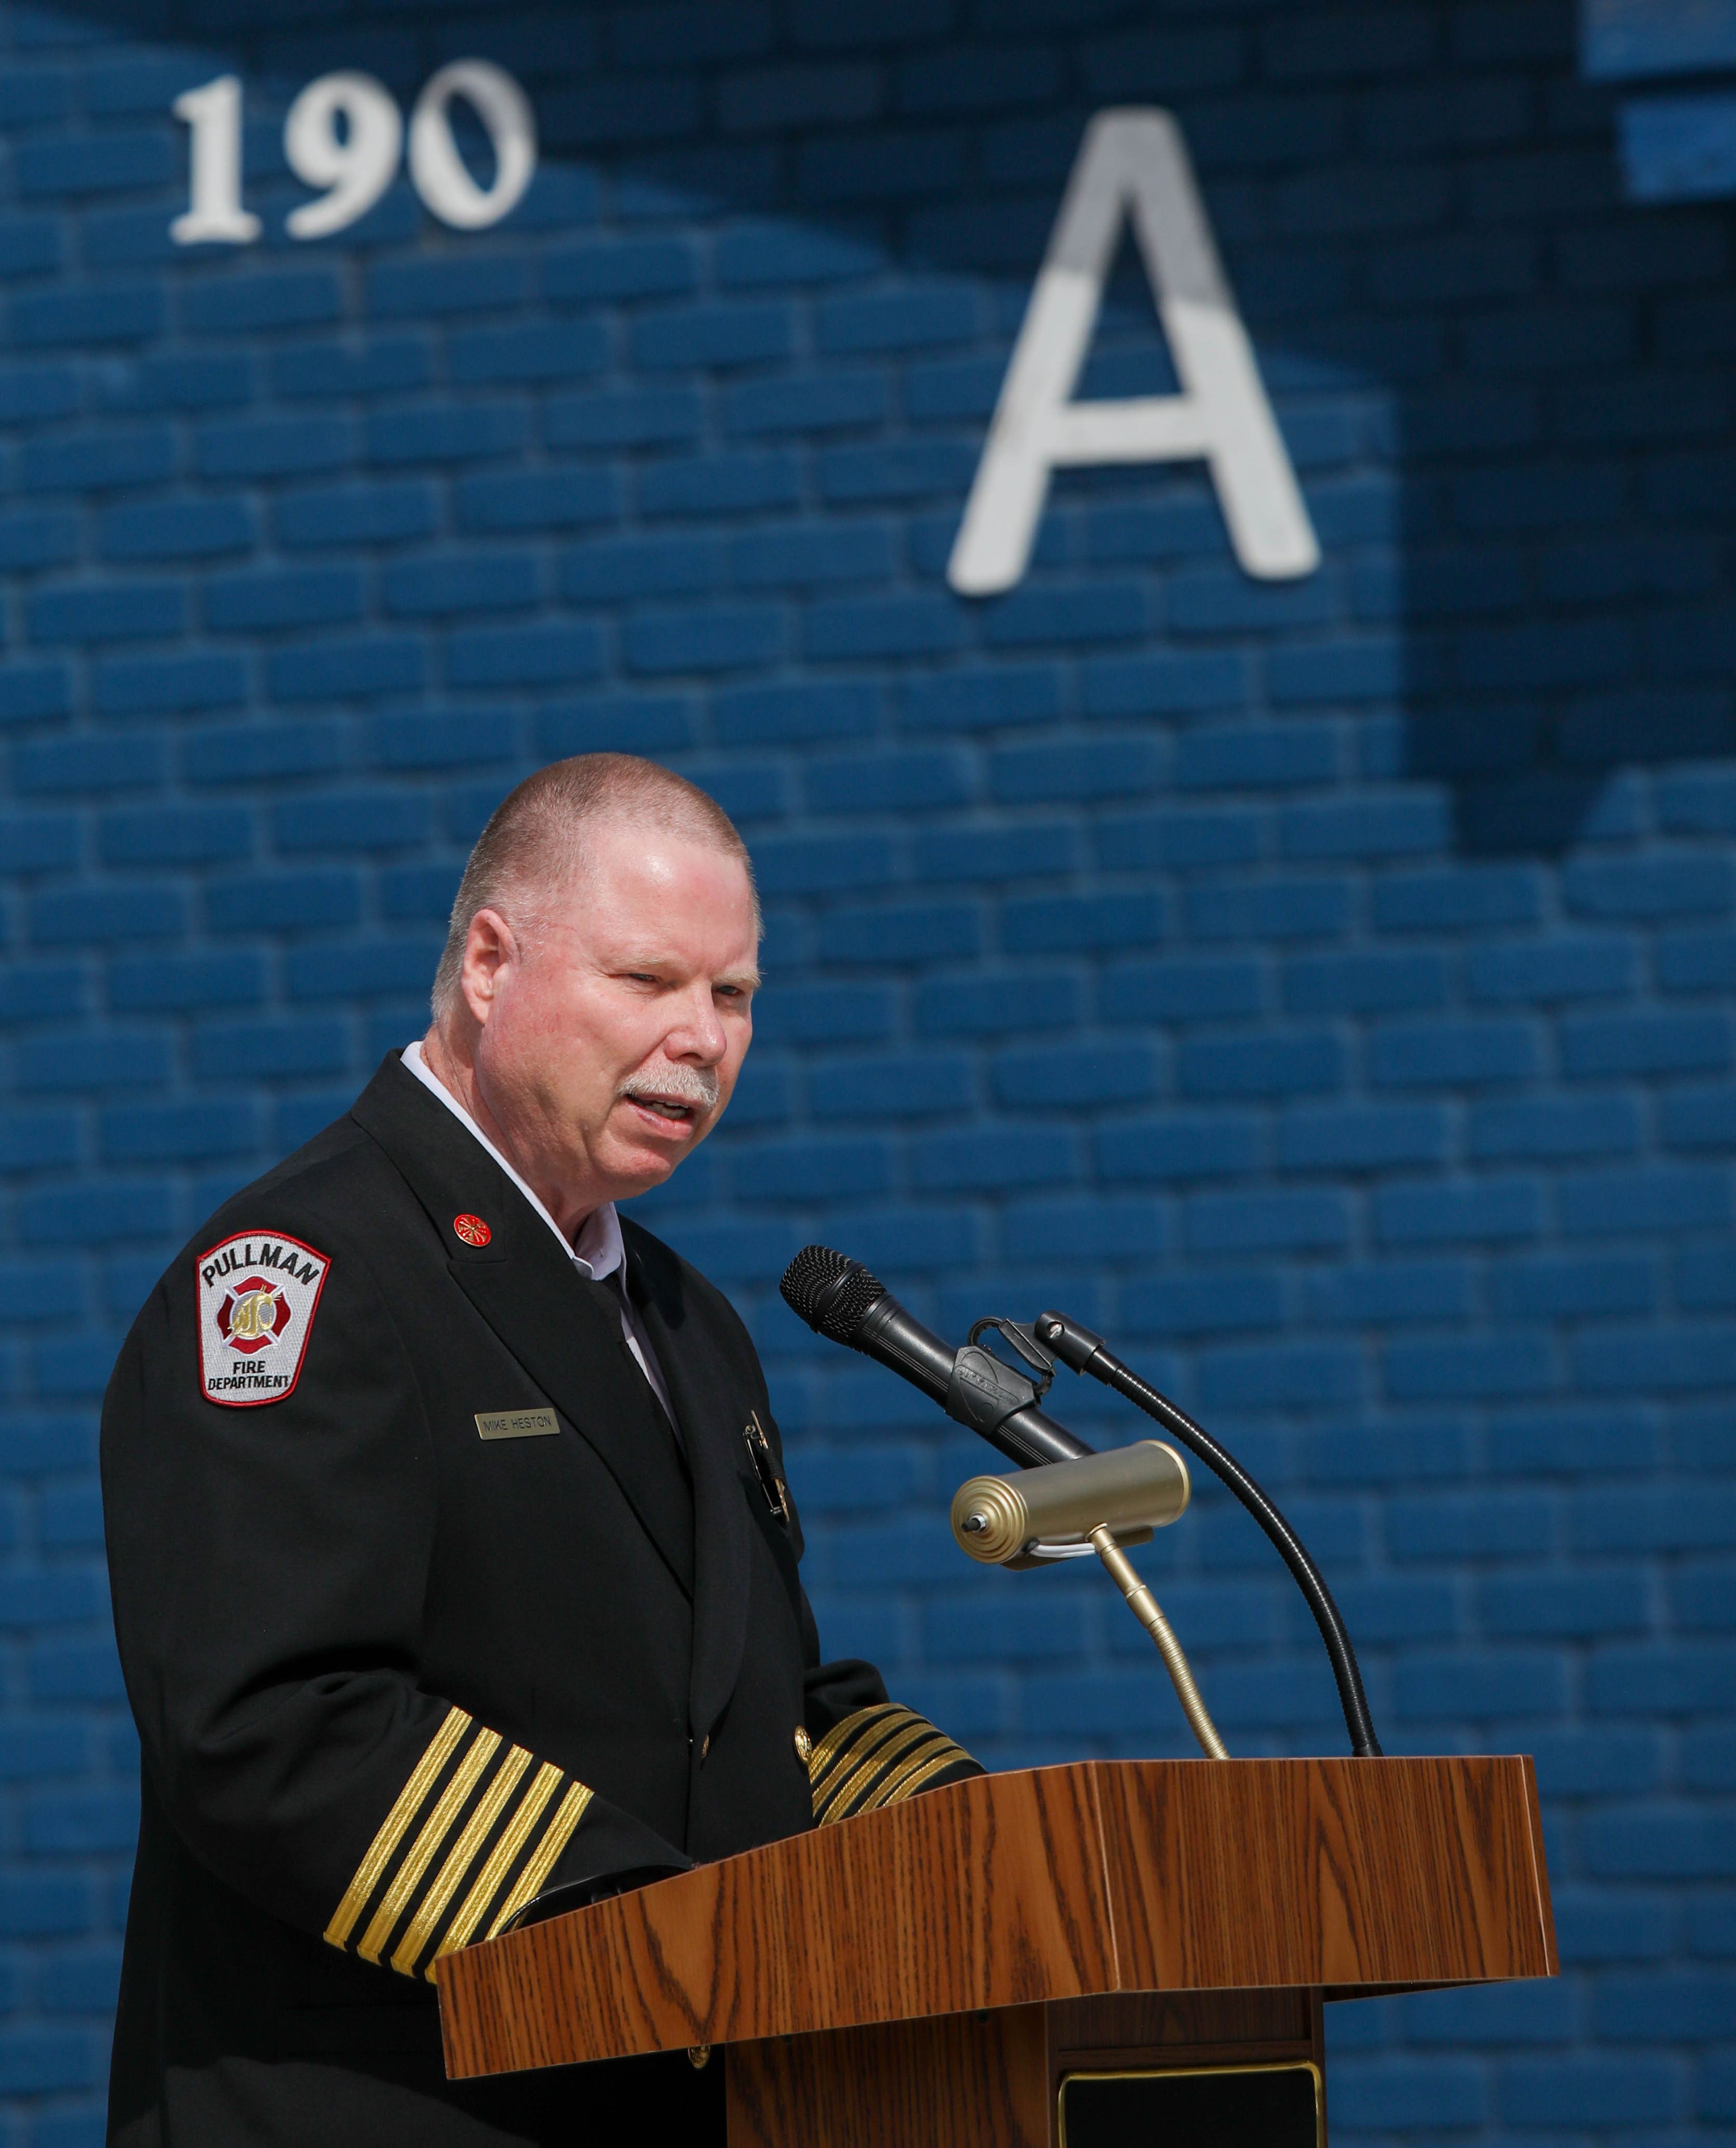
[17,0,1736,859]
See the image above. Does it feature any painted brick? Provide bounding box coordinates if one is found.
[1370,1018,1540,1086]
[195,415,352,482]
[1094,1113,1265,1184]
[276,482,437,550]
[1371,864,1545,932]
[98,500,252,564]
[443,626,602,691]
[991,1044,1160,1112]
[1387,1329,1555,1400]
[897,666,1063,733]
[1303,1258,1473,1326]
[1121,1270,1285,1337]
[1003,894,1165,956]
[808,1055,971,1121]
[1201,1340,1363,1410]
[1468,1093,1642,1160]
[1001,1196,1166,1262]
[1172,721,1338,792]
[1082,649,1252,717]
[27,583,185,647]
[1280,791,1452,859]
[1490,1253,1658,1320]
[1659,928,1736,992]
[1467,934,1639,1003]
[1101,957,1262,1024]
[1575,1323,1736,1394]
[1564,852,1735,921]
[1283,949,1448,1015]
[813,904,979,966]
[1562,1010,1733,1080]
[273,334,431,401]
[1560,1164,1731,1236]
[541,238,694,305]
[1395,1649,1567,1721]
[914,971,1083,1041]
[0,17,1733,2130]
[633,301,795,371]
[989,736,1161,806]
[1178,1030,1344,1098]
[1098,807,1264,872]
[544,387,702,450]
[1374,1174,1543,1245]
[1184,1189,1351,1254]
[911,824,1078,886]
[1278,1102,1448,1170]
[1185,878,1352,942]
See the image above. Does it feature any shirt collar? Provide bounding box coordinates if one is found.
[400,1041,623,1283]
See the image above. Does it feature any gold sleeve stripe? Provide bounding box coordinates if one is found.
[359,1727,502,1965]
[483,1780,595,1945]
[325,1706,472,1950]
[816,1719,937,1823]
[806,1701,901,1786]
[391,1743,534,1976]
[859,1736,971,1815]
[810,1706,916,1805]
[432,1760,564,1966]
[327,1713,603,1982]
[868,1741,971,1812]
[809,1703,978,1826]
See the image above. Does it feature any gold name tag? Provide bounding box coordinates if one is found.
[475,1408,560,1441]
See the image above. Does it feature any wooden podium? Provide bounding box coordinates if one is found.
[438,1756,1556,2147]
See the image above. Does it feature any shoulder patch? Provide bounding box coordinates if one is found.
[197,1231,331,1408]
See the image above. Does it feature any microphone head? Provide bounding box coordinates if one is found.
[780,1245,887,1345]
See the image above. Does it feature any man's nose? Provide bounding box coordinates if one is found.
[664,984,728,1064]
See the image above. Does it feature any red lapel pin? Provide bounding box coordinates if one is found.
[453,1214,491,1247]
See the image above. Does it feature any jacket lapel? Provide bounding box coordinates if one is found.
[349,1055,695,1597]
[624,1223,752,1745]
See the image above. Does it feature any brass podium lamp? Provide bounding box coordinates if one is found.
[950,1441,1229,1759]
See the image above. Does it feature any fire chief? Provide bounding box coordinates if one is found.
[100,755,982,2148]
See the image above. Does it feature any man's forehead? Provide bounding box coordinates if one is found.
[537,890,758,980]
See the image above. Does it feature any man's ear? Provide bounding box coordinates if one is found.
[459,908,516,1027]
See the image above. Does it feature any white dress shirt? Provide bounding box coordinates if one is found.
[400,1041,675,1421]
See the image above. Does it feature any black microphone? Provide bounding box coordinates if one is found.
[779,1246,1092,1469]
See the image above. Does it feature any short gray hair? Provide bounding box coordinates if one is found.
[430,754,758,1019]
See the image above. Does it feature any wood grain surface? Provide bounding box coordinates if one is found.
[726,2005,1050,2148]
[725,1989,1325,2148]
[438,1756,1557,2080]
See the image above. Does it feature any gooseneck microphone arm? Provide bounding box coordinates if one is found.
[1036,1311,1383,1760]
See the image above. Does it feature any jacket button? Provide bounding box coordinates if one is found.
[793,1726,812,1765]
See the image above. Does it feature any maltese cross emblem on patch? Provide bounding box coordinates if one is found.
[197,1231,330,1408]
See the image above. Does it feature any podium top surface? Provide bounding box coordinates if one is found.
[438,1754,1557,2080]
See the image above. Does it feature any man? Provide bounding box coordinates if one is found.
[101,755,981,2147]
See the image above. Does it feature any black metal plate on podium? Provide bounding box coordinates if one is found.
[1058,2062,1323,2148]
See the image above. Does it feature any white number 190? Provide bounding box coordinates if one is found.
[171,61,537,247]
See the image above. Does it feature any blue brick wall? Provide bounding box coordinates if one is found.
[1,1,1733,2142]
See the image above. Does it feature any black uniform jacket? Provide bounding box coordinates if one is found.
[100,1053,979,2147]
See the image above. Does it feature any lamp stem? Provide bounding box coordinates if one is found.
[1089,1527,1229,1761]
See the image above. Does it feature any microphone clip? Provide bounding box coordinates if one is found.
[946,1319,1056,1442]
[965,1319,1055,1398]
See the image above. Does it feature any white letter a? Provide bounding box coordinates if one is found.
[948,108,1319,596]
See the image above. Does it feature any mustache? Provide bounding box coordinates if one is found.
[618,1064,720,1108]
